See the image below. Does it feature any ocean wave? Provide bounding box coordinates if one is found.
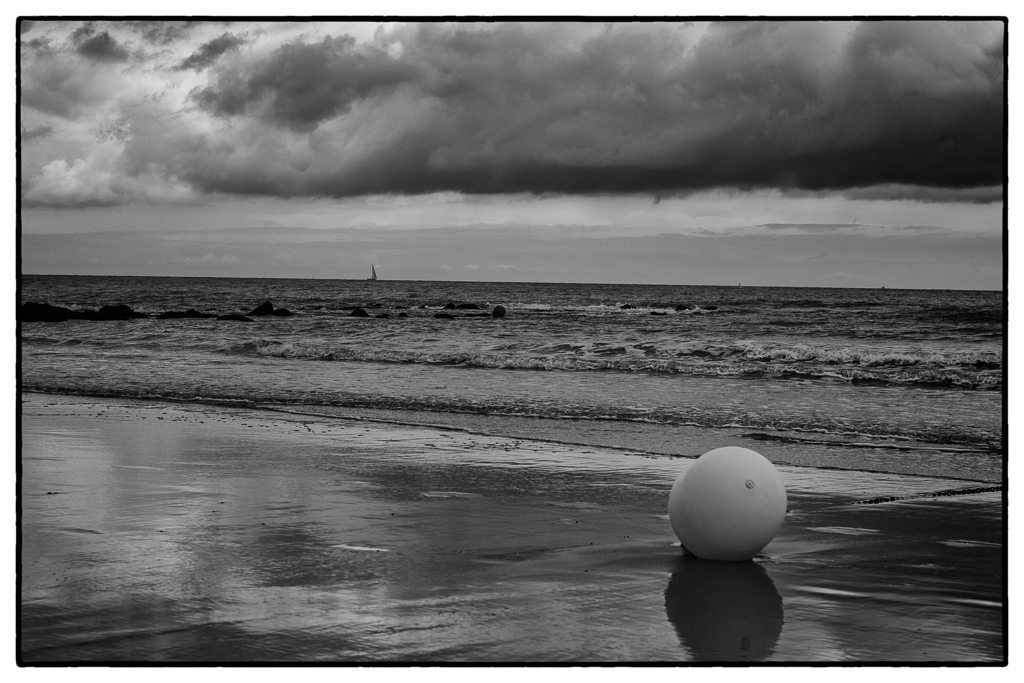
[733,341,1000,368]
[241,339,1001,388]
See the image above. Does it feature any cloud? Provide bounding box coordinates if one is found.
[20,56,106,120]
[184,252,241,264]
[840,184,1003,204]
[130,21,194,46]
[19,20,1005,206]
[26,157,123,206]
[176,32,247,71]
[21,125,54,142]
[760,223,862,233]
[23,146,195,207]
[73,27,131,62]
[189,34,419,131]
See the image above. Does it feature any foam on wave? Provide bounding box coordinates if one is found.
[242,339,1001,388]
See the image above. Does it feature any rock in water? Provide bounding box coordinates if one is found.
[22,302,148,322]
[96,305,148,320]
[247,301,276,316]
[21,302,75,322]
[350,308,369,317]
[271,308,294,317]
[491,305,506,318]
[668,447,786,561]
[156,309,217,319]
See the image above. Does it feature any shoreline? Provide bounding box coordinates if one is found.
[20,390,1002,484]
[19,393,1005,663]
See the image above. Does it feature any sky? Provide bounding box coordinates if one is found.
[18,17,1006,288]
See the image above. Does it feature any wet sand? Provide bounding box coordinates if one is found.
[19,393,1004,663]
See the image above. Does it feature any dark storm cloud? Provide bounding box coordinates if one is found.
[176,32,246,71]
[20,21,1006,205]
[76,30,131,62]
[171,22,1002,200]
[189,35,420,131]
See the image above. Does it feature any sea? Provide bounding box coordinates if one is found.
[19,275,1005,483]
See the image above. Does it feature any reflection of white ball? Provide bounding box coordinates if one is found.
[669,447,787,561]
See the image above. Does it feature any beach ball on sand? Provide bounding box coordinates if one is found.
[669,447,786,561]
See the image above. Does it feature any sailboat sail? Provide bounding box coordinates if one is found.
[368,264,377,281]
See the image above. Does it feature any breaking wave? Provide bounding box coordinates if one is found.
[241,339,1001,389]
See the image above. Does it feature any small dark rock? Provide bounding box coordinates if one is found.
[271,308,294,317]
[443,303,458,310]
[703,306,718,311]
[96,304,148,320]
[621,304,636,309]
[456,303,481,310]
[650,311,667,316]
[217,314,254,322]
[398,312,408,318]
[246,301,275,316]
[434,313,455,319]
[675,304,692,311]
[491,305,506,318]
[350,308,370,317]
[156,309,217,319]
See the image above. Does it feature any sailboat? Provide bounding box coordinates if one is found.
[367,264,378,281]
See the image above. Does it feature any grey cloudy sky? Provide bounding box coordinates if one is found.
[18,18,1005,288]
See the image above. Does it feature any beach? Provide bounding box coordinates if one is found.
[17,17,1007,668]
[19,392,1004,663]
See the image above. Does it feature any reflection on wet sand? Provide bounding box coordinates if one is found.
[665,555,783,661]
[20,395,1004,663]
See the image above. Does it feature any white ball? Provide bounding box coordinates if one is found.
[669,446,787,561]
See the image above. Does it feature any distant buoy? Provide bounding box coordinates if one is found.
[668,447,786,561]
